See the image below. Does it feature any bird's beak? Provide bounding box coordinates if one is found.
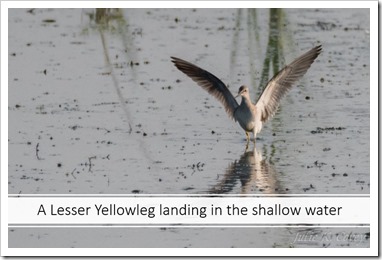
[235,92,242,98]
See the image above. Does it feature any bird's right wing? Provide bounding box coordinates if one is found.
[171,57,239,121]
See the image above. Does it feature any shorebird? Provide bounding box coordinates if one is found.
[171,45,322,144]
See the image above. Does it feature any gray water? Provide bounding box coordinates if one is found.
[8,8,370,248]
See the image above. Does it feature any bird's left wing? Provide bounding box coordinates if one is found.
[171,57,239,121]
[255,45,322,122]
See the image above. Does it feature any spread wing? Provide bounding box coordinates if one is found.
[256,45,322,122]
[171,57,239,121]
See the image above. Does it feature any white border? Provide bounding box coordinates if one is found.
[0,1,378,9]
[2,0,378,257]
[2,248,376,257]
[368,0,378,254]
[8,193,371,197]
[1,1,9,257]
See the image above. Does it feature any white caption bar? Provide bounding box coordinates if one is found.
[9,197,369,225]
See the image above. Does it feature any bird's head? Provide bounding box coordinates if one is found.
[235,85,250,98]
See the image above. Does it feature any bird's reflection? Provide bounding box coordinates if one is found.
[209,146,283,194]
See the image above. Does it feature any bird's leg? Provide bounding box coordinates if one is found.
[252,131,257,144]
[245,132,250,143]
[245,132,250,150]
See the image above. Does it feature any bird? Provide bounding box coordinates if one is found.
[171,45,322,145]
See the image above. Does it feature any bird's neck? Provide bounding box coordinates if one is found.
[240,95,252,106]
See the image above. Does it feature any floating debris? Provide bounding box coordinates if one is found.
[42,19,56,23]
[316,21,336,31]
[311,127,346,134]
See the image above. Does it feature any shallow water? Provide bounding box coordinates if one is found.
[8,8,370,248]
